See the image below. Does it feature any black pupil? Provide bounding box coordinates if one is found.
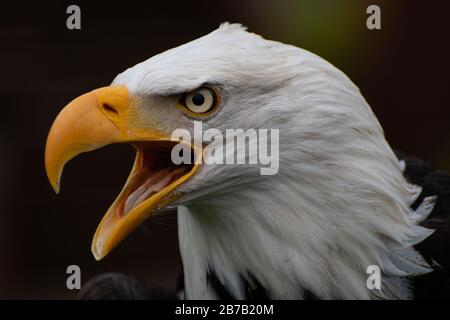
[192,93,205,106]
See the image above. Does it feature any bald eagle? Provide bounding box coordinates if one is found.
[45,23,450,300]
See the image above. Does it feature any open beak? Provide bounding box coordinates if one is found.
[45,86,200,260]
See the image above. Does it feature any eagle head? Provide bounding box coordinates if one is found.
[45,23,434,299]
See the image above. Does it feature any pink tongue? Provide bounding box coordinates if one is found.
[123,167,186,215]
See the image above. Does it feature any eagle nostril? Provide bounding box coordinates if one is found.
[102,103,119,119]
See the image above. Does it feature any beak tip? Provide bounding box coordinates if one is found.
[93,254,103,261]
[48,175,61,194]
[52,182,60,194]
[45,154,62,194]
[91,239,106,261]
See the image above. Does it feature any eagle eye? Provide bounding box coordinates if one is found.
[180,87,218,116]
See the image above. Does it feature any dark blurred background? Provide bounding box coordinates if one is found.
[0,0,448,298]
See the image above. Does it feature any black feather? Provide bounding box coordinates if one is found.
[78,273,176,300]
[395,152,450,299]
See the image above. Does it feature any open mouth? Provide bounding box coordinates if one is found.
[44,86,202,260]
[116,141,194,218]
[90,140,199,260]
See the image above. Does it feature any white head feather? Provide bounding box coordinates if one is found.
[113,23,434,299]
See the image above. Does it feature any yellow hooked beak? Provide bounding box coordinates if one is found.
[45,86,200,260]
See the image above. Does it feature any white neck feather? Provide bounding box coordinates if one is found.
[178,167,434,299]
[173,26,435,299]
[176,94,435,299]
